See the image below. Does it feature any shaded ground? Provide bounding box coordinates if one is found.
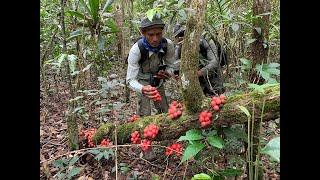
[40,61,279,179]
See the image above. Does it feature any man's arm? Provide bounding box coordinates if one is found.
[198,39,219,76]
[126,43,144,93]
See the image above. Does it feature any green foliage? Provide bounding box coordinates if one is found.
[207,136,224,149]
[256,63,280,83]
[191,173,212,180]
[182,142,206,162]
[261,136,280,162]
[53,155,82,180]
[178,129,204,142]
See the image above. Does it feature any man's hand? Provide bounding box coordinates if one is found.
[154,70,171,79]
[142,85,158,99]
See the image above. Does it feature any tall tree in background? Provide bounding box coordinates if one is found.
[250,0,271,84]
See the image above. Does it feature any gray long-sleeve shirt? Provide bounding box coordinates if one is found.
[126,38,176,93]
[174,38,219,73]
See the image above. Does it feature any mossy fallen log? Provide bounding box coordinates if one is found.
[93,84,279,144]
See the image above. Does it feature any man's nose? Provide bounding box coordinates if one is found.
[152,36,159,42]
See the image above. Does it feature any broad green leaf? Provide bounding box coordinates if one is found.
[57,54,67,71]
[239,58,252,67]
[56,172,66,179]
[53,159,65,169]
[89,0,99,22]
[231,23,239,32]
[95,152,104,161]
[260,71,270,81]
[73,106,84,114]
[268,63,280,68]
[103,149,114,159]
[267,78,278,84]
[178,0,184,8]
[105,19,119,33]
[266,68,280,75]
[67,29,84,41]
[218,168,242,177]
[146,9,156,21]
[79,0,92,16]
[98,34,105,51]
[178,9,187,20]
[181,142,205,162]
[178,129,204,142]
[191,173,212,180]
[66,10,85,20]
[237,105,251,117]
[248,83,265,94]
[67,167,82,178]
[89,149,101,155]
[67,54,77,74]
[207,136,224,149]
[69,155,79,166]
[254,27,262,35]
[82,63,92,72]
[261,137,280,162]
[120,166,130,174]
[102,0,114,12]
[247,38,256,44]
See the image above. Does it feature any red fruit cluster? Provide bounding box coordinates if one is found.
[100,139,111,147]
[130,131,141,144]
[143,124,159,139]
[141,139,152,151]
[128,114,140,123]
[81,128,97,147]
[211,94,227,111]
[152,90,162,102]
[168,101,183,120]
[199,111,213,128]
[165,143,183,156]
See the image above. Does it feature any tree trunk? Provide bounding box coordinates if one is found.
[92,84,279,144]
[248,0,271,179]
[123,0,133,103]
[60,0,79,150]
[180,0,208,114]
[250,0,271,84]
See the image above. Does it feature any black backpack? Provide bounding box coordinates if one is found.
[199,37,228,67]
[128,37,168,66]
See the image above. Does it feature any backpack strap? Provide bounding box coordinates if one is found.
[137,38,148,66]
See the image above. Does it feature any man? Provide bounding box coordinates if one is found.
[173,24,225,96]
[126,16,176,117]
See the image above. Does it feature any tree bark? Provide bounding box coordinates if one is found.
[250,0,271,84]
[180,0,208,114]
[92,84,279,144]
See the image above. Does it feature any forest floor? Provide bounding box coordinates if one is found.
[40,61,280,180]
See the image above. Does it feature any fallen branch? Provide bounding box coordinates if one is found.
[93,84,279,144]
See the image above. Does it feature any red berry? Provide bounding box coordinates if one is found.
[213,105,219,111]
[215,98,221,105]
